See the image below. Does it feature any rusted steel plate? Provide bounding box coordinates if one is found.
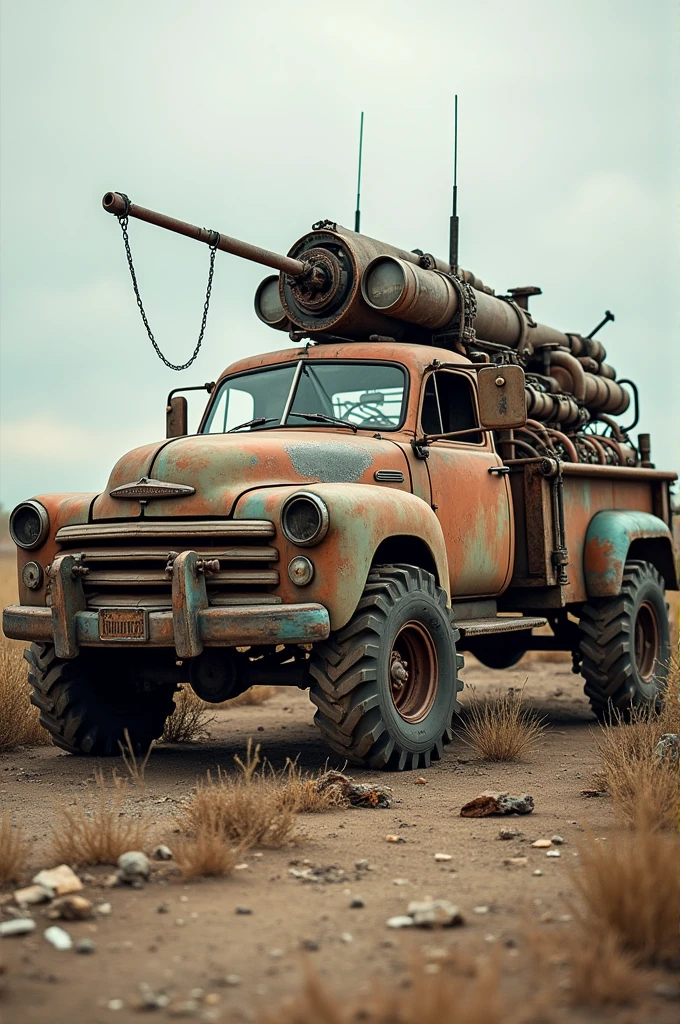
[457,616,547,636]
[98,608,148,641]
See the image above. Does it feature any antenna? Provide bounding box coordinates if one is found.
[449,94,459,272]
[354,111,364,233]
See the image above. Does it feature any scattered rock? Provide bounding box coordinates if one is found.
[354,859,371,872]
[223,976,241,987]
[546,849,561,858]
[531,839,552,849]
[117,851,150,885]
[102,874,120,889]
[14,885,52,906]
[76,938,96,955]
[580,788,605,798]
[406,900,465,928]
[349,898,365,909]
[386,915,414,929]
[652,982,680,1001]
[652,733,679,767]
[533,869,543,876]
[0,919,36,937]
[152,844,173,861]
[434,853,452,862]
[157,903,170,914]
[32,865,83,897]
[44,926,73,951]
[415,777,428,785]
[385,835,404,843]
[551,835,565,845]
[460,792,534,818]
[313,770,392,808]
[301,938,320,951]
[392,878,410,886]
[473,906,489,915]
[48,896,93,921]
[503,857,528,867]
[107,999,124,1011]
[289,864,346,884]
[95,903,112,916]
[235,906,252,915]
[340,932,353,944]
[497,828,522,841]
[234,863,249,871]
[137,982,170,1010]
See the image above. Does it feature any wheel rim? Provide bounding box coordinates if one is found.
[389,620,438,723]
[634,601,659,682]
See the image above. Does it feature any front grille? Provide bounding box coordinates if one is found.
[55,520,280,609]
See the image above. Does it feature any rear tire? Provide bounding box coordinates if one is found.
[26,643,176,755]
[309,564,463,770]
[579,561,670,721]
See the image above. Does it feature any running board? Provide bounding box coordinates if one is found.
[456,616,547,637]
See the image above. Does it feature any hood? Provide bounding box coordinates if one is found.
[91,430,410,520]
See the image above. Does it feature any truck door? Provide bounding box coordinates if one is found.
[420,369,513,597]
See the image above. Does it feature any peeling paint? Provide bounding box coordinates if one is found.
[285,442,374,483]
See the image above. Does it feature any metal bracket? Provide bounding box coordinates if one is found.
[171,551,209,659]
[48,554,87,658]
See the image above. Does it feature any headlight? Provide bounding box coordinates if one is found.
[9,501,50,550]
[281,492,329,547]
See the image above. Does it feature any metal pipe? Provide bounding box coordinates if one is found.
[102,192,306,278]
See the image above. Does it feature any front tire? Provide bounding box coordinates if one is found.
[579,560,670,721]
[26,643,176,755]
[309,565,463,770]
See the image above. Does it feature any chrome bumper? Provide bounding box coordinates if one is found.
[2,550,329,659]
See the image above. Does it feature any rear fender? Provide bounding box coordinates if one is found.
[234,483,449,630]
[583,510,678,597]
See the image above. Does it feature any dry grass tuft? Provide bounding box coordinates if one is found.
[278,760,346,814]
[177,741,297,848]
[162,686,216,744]
[0,811,31,885]
[227,686,276,707]
[174,805,245,879]
[461,686,546,762]
[571,817,680,966]
[595,705,680,829]
[566,928,649,1007]
[119,728,154,788]
[49,770,151,866]
[256,956,525,1024]
[0,637,49,752]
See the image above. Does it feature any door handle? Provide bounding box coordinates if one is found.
[488,466,510,476]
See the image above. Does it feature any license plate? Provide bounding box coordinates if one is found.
[98,608,148,641]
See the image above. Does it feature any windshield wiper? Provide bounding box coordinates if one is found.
[227,416,278,433]
[290,412,358,433]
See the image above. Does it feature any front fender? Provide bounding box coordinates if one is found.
[584,510,677,598]
[234,484,449,630]
[13,493,97,607]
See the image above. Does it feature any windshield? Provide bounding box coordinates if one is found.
[202,361,407,433]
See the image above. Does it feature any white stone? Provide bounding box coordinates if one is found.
[44,925,73,951]
[434,853,452,862]
[386,915,414,929]
[32,864,83,896]
[117,851,150,881]
[14,884,52,906]
[0,918,36,937]
[546,849,561,858]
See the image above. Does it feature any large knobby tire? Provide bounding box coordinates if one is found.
[26,643,176,755]
[309,564,463,770]
[579,560,670,721]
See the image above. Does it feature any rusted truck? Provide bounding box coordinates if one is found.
[3,194,677,769]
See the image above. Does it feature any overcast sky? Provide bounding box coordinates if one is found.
[1,1,677,510]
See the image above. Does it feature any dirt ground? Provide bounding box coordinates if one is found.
[1,646,678,1024]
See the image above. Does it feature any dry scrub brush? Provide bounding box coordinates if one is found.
[0,812,31,885]
[461,686,546,761]
[255,955,541,1024]
[571,814,680,966]
[0,637,49,751]
[50,770,150,866]
[177,741,297,849]
[162,686,216,743]
[227,685,276,707]
[278,759,346,814]
[174,805,246,879]
[595,704,680,829]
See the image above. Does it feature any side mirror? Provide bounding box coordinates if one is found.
[166,396,188,438]
[476,364,527,430]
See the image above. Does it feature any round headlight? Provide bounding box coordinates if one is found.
[9,501,50,550]
[281,493,329,547]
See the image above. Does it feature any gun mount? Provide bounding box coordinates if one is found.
[103,190,634,465]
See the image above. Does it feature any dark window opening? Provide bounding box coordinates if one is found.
[421,372,482,444]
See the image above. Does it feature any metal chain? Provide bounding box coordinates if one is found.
[115,194,219,371]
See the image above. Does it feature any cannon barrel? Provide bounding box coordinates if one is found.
[102,192,306,278]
